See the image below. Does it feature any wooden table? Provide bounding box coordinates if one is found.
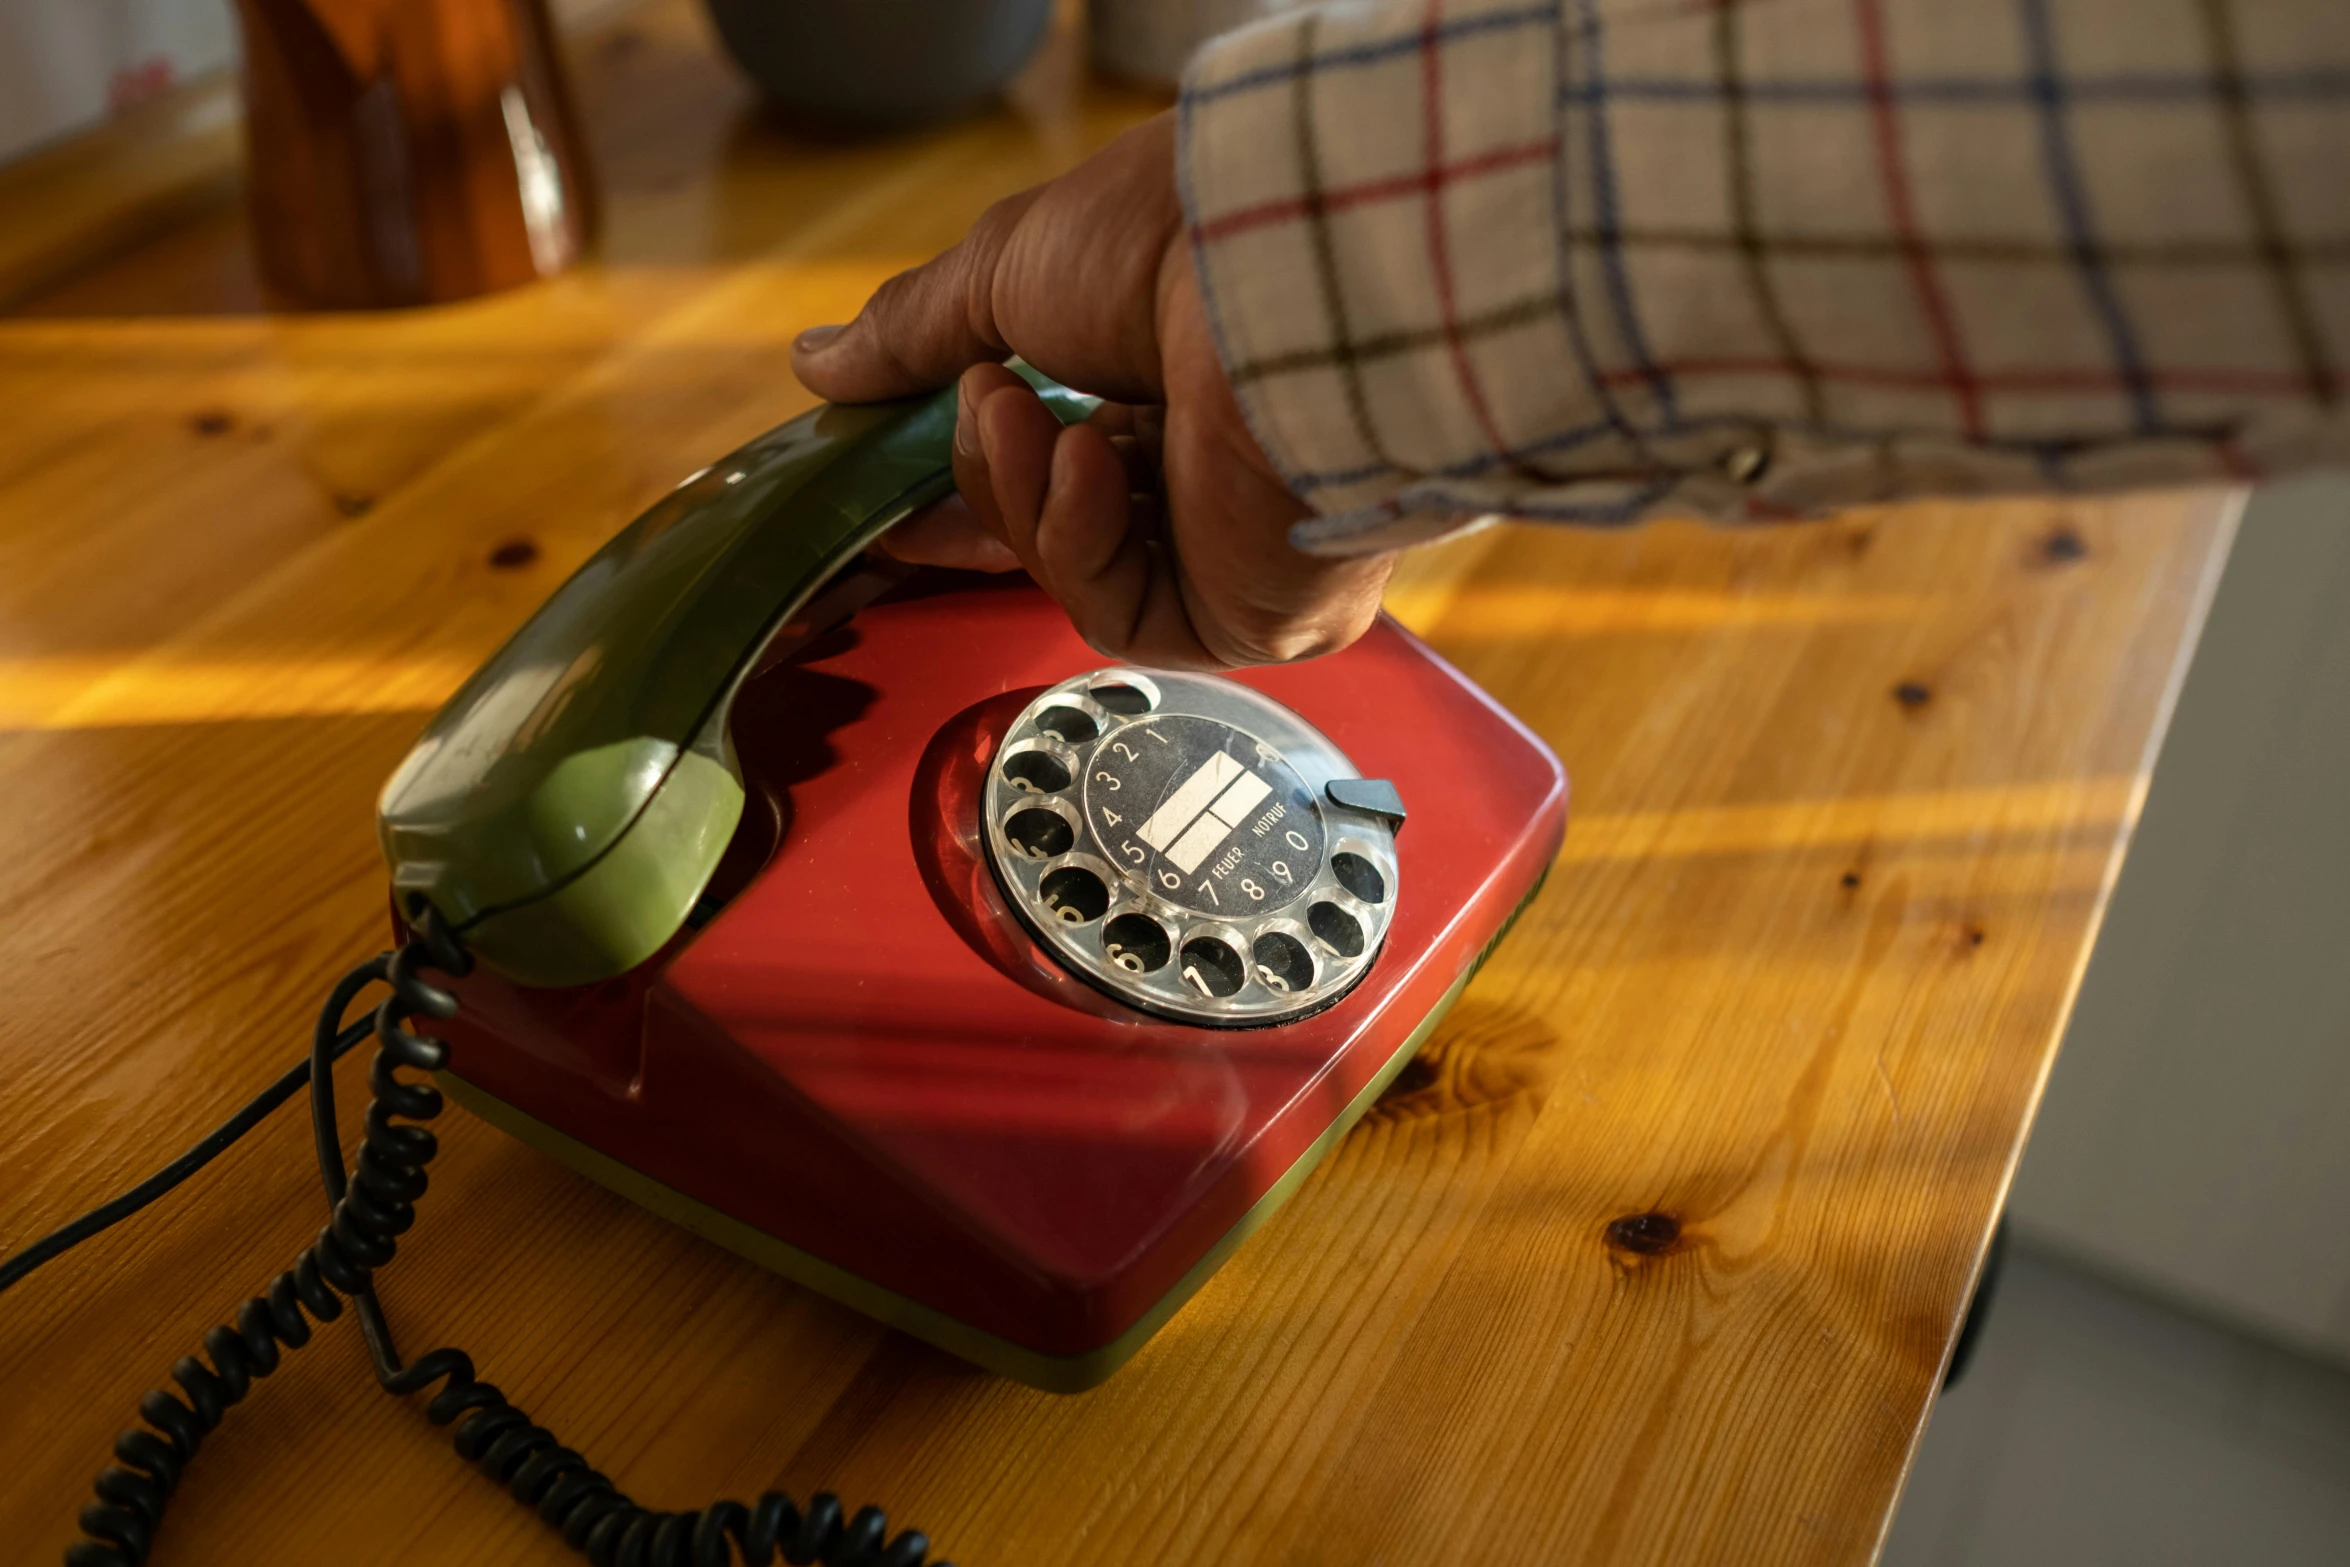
[0,3,2237,1562]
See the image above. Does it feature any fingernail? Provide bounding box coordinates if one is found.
[794,323,845,355]
[955,375,982,461]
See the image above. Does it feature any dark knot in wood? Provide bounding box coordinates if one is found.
[1380,1054,1439,1101]
[2038,528,2088,565]
[1606,1211,1682,1256]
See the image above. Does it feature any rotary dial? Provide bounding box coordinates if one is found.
[981,669,1401,1026]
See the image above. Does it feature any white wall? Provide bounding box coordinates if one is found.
[2010,476,2350,1367]
[0,0,237,164]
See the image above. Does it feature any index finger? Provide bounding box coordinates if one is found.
[790,189,1041,404]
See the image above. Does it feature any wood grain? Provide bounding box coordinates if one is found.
[0,2,2235,1563]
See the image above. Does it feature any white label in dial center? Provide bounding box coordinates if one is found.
[1136,750,1242,852]
[1087,712,1326,918]
[1163,769,1275,873]
[1165,814,1228,875]
[1207,769,1272,826]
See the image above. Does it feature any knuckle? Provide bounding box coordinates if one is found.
[1197,623,1294,671]
[970,193,1027,246]
[864,262,921,317]
[961,193,1040,349]
[860,272,932,382]
[1202,589,1382,670]
[1072,599,1140,662]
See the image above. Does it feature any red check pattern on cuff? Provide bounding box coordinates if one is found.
[1177,0,2350,555]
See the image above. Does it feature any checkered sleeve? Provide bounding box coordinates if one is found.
[1178,0,2350,554]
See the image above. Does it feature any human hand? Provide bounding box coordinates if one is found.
[790,112,1396,669]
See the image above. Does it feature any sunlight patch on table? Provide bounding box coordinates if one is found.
[1558,778,2143,863]
[1,653,472,728]
[1381,585,1934,640]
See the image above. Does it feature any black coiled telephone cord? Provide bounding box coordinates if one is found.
[53,910,951,1567]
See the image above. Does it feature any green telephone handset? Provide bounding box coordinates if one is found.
[377,367,1097,987]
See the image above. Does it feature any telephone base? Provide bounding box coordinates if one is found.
[419,581,1566,1383]
[435,928,1494,1392]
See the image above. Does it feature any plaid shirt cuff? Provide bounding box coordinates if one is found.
[1179,0,2349,556]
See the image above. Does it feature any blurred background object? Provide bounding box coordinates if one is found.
[700,0,1054,130]
[0,0,597,308]
[0,0,236,165]
[1088,0,1305,89]
[232,0,595,307]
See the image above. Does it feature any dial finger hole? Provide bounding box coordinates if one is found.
[1252,931,1315,995]
[1001,750,1072,794]
[1088,678,1156,715]
[1035,705,1098,744]
[1308,901,1365,959]
[1004,807,1074,860]
[1178,936,1245,999]
[1330,851,1388,905]
[1039,866,1109,925]
[1102,912,1171,974]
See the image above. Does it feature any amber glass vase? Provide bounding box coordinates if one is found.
[232,0,597,308]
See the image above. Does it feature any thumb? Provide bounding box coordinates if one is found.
[791,188,1040,404]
